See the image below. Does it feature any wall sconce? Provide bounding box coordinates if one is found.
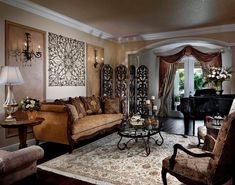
[94,49,104,68]
[9,32,42,66]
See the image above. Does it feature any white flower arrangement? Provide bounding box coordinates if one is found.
[204,66,232,84]
[20,96,40,112]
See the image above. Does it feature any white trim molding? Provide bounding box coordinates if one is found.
[3,0,235,43]
[2,0,113,40]
[118,24,235,43]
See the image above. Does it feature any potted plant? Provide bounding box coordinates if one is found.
[19,96,40,120]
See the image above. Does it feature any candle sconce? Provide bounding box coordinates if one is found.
[94,49,104,68]
[9,32,42,66]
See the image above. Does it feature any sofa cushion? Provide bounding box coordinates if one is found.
[80,95,102,115]
[103,97,120,114]
[70,97,87,118]
[72,113,123,134]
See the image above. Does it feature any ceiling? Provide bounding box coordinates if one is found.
[29,0,235,38]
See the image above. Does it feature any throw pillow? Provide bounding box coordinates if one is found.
[69,97,87,118]
[80,95,102,115]
[54,98,70,105]
[103,97,120,114]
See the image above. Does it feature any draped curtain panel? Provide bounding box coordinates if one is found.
[159,45,222,97]
[158,63,179,117]
[158,45,222,117]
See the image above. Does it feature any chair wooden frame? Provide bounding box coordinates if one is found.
[162,112,235,185]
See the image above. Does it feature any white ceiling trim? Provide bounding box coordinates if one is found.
[3,0,235,43]
[118,24,235,43]
[2,0,113,40]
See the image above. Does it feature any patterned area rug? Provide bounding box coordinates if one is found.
[38,132,197,185]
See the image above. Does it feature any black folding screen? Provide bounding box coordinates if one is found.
[101,64,149,116]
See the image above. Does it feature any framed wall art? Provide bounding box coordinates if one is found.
[48,32,85,87]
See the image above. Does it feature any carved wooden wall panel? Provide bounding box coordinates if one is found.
[115,65,128,114]
[136,65,149,116]
[101,64,113,97]
[129,65,136,115]
[86,44,104,97]
[5,21,46,138]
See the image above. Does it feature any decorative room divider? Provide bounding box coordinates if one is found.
[115,65,128,114]
[136,65,149,116]
[129,65,137,115]
[101,64,113,97]
[101,64,149,116]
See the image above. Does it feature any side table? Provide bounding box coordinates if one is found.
[0,118,44,149]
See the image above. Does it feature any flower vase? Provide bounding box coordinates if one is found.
[214,81,223,95]
[27,111,38,121]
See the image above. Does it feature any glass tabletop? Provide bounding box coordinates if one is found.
[118,118,161,138]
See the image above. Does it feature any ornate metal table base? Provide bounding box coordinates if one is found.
[117,131,164,156]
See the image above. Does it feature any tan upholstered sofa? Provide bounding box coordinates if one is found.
[33,96,123,153]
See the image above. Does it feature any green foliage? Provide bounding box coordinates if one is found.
[179,69,184,91]
[178,69,204,92]
[194,72,203,90]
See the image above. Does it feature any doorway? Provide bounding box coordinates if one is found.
[173,56,203,110]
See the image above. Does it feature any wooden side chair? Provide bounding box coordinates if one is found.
[161,112,235,185]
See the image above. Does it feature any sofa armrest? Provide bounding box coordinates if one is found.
[0,146,44,174]
[65,104,79,123]
[33,103,72,145]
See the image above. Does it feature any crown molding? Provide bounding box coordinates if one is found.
[3,0,235,44]
[2,0,114,40]
[117,24,235,43]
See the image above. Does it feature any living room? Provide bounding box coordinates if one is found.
[1,0,235,185]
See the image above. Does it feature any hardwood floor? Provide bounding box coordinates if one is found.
[14,117,203,185]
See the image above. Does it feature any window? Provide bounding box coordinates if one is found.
[173,56,203,110]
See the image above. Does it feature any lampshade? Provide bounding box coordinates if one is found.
[0,66,24,85]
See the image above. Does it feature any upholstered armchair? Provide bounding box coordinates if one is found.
[0,145,44,185]
[162,112,235,185]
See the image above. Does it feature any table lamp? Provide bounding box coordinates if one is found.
[0,66,24,121]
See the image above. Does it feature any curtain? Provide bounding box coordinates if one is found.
[158,45,222,117]
[158,62,179,117]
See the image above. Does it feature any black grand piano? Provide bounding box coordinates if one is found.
[178,89,235,135]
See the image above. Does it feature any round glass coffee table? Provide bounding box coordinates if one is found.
[117,118,164,156]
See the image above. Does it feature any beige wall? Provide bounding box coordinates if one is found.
[0,2,118,148]
[1,1,235,148]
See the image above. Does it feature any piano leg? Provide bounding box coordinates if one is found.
[184,115,190,135]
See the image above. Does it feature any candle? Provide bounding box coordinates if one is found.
[146,100,150,105]
[151,96,155,100]
[38,45,41,51]
[153,105,158,111]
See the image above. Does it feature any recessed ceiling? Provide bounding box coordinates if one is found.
[29,0,235,38]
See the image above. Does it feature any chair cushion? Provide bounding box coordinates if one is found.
[80,95,102,115]
[72,113,123,134]
[162,148,211,184]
